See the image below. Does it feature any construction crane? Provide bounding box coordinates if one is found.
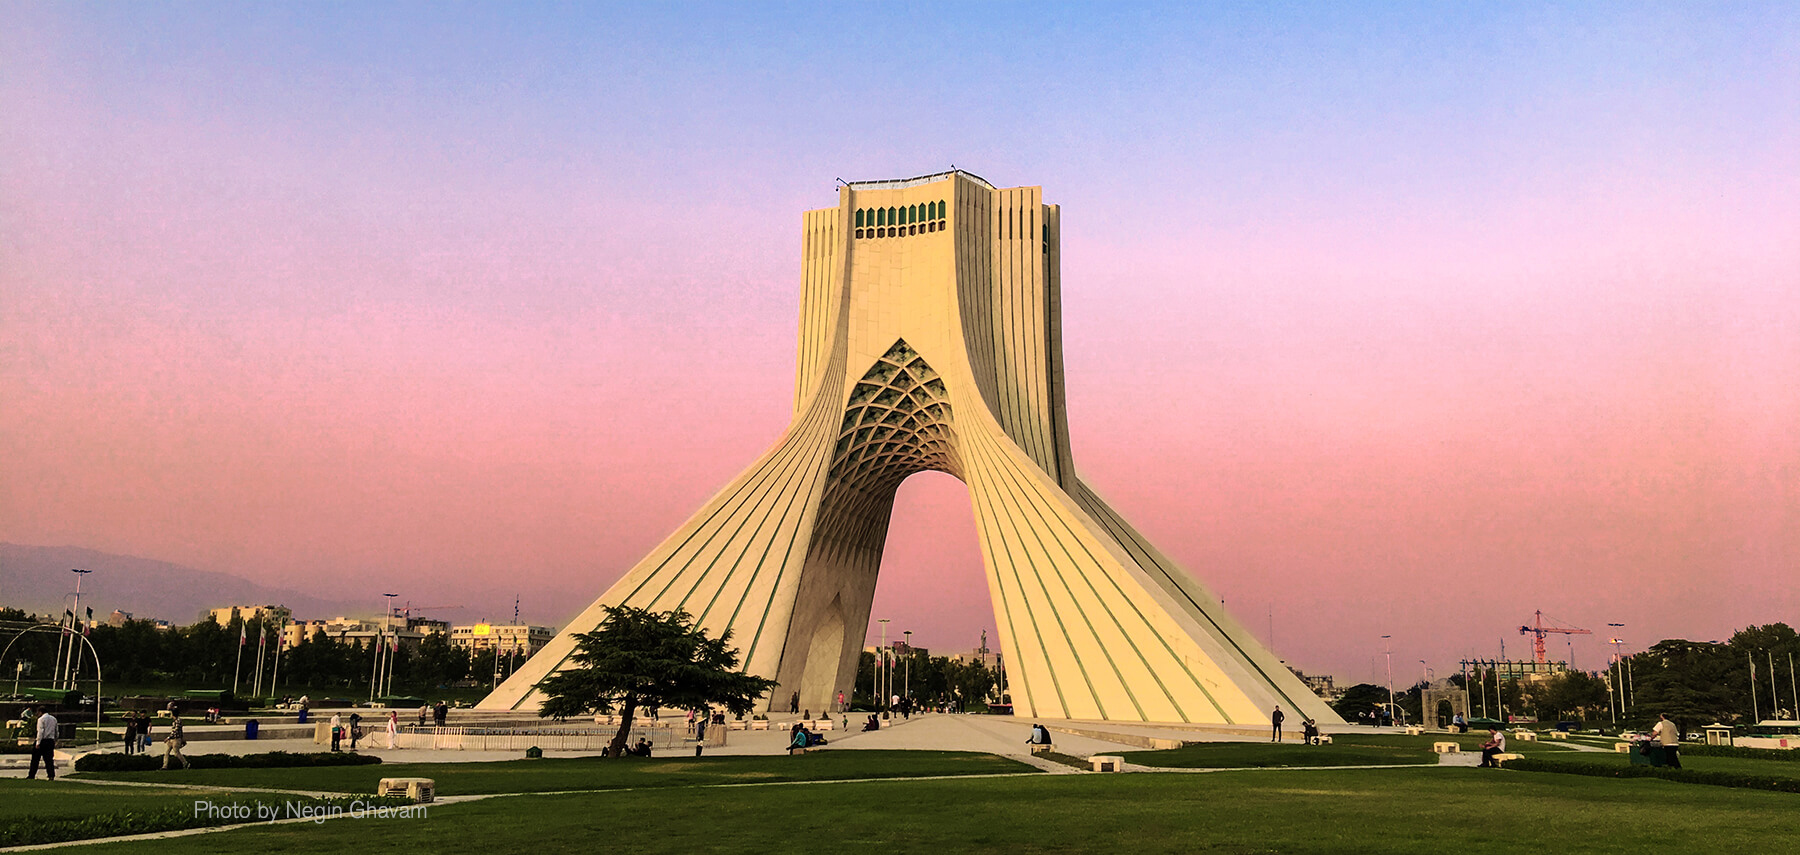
[1518,611,1592,663]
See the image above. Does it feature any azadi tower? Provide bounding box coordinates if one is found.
[483,170,1340,726]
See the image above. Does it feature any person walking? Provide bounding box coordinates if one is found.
[163,714,190,770]
[1652,713,1682,769]
[386,710,400,749]
[417,703,428,728]
[348,712,363,750]
[330,712,343,751]
[122,711,139,756]
[26,707,58,780]
[1270,705,1285,742]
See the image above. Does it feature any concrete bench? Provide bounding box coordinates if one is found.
[1548,731,1569,739]
[1614,742,1634,753]
[1029,743,1052,755]
[1404,726,1424,736]
[1090,755,1124,772]
[1315,735,1333,745]
[378,777,435,803]
[1433,742,1461,754]
[1492,753,1525,766]
[814,719,833,731]
[1513,731,1537,741]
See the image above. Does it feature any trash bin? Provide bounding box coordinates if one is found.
[297,709,309,724]
[245,719,260,740]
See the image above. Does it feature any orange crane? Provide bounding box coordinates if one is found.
[1518,611,1592,662]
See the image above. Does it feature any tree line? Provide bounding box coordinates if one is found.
[1332,622,1798,730]
[1,607,516,698]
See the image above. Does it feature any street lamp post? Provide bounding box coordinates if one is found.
[903,631,913,701]
[1606,624,1625,720]
[878,619,890,711]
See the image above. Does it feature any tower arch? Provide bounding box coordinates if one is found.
[482,170,1340,728]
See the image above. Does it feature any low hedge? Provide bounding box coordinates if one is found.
[1681,743,1800,761]
[1504,757,1800,795]
[75,750,382,773]
[0,797,409,847]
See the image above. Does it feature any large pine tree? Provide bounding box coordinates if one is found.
[535,606,777,756]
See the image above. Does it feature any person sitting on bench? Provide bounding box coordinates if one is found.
[863,714,880,732]
[1302,718,1320,745]
[1026,723,1053,748]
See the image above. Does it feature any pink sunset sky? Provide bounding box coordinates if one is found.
[3,3,1796,685]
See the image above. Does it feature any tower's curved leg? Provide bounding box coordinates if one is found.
[960,405,1337,724]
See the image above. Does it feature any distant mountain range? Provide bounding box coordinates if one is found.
[0,543,366,624]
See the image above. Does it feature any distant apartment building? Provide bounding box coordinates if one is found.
[1288,669,1342,702]
[285,615,448,650]
[207,604,291,626]
[449,623,555,656]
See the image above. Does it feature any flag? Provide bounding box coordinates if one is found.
[239,625,247,646]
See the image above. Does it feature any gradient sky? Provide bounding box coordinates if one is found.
[3,2,1796,686]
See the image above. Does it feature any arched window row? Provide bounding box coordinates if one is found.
[853,200,947,240]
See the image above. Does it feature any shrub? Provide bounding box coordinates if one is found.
[1505,757,1800,794]
[75,750,382,772]
[1681,744,1800,762]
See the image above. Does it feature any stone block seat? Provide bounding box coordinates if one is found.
[1090,755,1124,772]
[378,777,435,803]
[1433,742,1461,754]
[1029,743,1052,755]
[1492,753,1525,766]
[1614,742,1634,753]
[1404,726,1424,736]
[1549,731,1569,739]
[1513,731,1538,741]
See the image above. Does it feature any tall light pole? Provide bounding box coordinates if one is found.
[61,569,92,689]
[1620,626,1634,720]
[1382,635,1393,728]
[878,618,890,711]
[383,593,399,698]
[903,630,913,701]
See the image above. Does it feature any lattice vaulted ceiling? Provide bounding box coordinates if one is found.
[827,339,961,494]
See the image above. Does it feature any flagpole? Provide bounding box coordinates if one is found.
[233,623,245,697]
[270,626,285,698]
[253,622,268,698]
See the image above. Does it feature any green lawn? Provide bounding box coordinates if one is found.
[1121,731,1577,768]
[0,779,394,847]
[1123,741,1436,767]
[79,750,1032,795]
[1527,750,1800,781]
[1327,732,1578,752]
[66,766,1800,855]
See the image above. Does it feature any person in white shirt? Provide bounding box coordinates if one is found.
[27,708,58,780]
[1478,727,1506,768]
[1652,714,1682,768]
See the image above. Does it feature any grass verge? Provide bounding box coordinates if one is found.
[62,766,1800,854]
[78,750,1032,795]
[0,779,403,847]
